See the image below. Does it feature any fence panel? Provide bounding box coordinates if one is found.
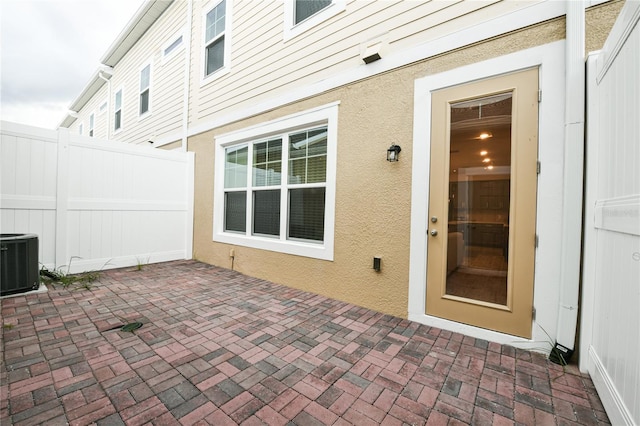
[1,121,194,274]
[582,2,640,425]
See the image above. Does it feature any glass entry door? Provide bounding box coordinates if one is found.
[425,68,539,338]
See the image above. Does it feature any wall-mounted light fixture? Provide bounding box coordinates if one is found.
[387,144,401,162]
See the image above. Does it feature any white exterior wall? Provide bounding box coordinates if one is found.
[0,121,194,273]
[582,2,640,424]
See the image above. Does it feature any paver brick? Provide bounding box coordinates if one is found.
[68,398,116,426]
[1,261,611,426]
[279,393,312,419]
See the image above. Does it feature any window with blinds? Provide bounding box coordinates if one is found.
[222,127,327,242]
[214,102,338,260]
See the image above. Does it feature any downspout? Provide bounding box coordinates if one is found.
[181,0,193,152]
[554,0,585,363]
[98,70,111,140]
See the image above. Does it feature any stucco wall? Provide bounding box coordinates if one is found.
[159,140,182,151]
[189,7,616,318]
[586,0,625,54]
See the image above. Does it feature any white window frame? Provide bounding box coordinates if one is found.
[283,0,345,41]
[78,122,84,135]
[99,100,108,115]
[114,87,123,133]
[162,30,185,63]
[138,61,152,119]
[213,102,339,261]
[201,0,233,86]
[88,112,95,137]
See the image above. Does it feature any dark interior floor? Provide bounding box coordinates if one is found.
[447,245,508,305]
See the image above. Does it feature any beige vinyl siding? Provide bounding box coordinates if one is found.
[188,0,544,128]
[94,96,109,139]
[107,1,187,145]
[68,84,109,140]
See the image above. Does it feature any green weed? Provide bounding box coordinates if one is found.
[39,258,109,291]
[135,256,150,271]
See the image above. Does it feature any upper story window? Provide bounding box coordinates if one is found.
[99,101,107,115]
[89,113,95,137]
[204,0,227,78]
[284,0,345,40]
[214,102,339,260]
[295,0,331,24]
[139,63,151,117]
[114,88,123,132]
[79,123,84,135]
[164,35,183,57]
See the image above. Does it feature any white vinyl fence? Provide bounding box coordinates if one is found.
[581,2,640,425]
[0,121,194,274]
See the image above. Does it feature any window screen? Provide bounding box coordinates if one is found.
[295,0,331,24]
[140,65,151,115]
[289,187,325,241]
[225,192,246,232]
[253,190,280,236]
[114,90,122,130]
[205,0,226,76]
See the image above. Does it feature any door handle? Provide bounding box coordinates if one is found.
[430,229,438,237]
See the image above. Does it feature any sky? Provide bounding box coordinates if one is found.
[1,0,145,129]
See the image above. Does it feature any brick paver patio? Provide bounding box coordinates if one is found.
[1,260,609,425]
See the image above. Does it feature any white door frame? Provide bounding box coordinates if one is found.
[408,40,567,347]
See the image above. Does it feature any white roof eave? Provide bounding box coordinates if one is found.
[57,113,78,129]
[100,0,174,67]
[68,66,114,112]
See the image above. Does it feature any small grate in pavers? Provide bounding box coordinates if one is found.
[121,322,143,332]
[102,322,144,332]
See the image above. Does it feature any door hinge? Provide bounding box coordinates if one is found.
[536,161,541,175]
[538,89,542,103]
[535,234,539,248]
[532,307,536,321]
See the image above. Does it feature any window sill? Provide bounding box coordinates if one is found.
[214,231,333,261]
[138,111,152,122]
[201,66,230,87]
